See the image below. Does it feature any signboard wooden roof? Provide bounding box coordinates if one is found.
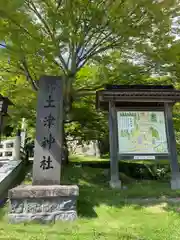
[96,85,180,110]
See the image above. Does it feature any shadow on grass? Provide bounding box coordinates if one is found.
[17,162,180,219]
[125,200,180,218]
[61,164,180,218]
[0,202,7,220]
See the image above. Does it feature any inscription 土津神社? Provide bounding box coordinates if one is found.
[40,156,54,170]
[41,86,56,169]
[33,76,63,185]
[41,133,55,150]
[44,95,55,108]
[43,113,55,129]
[44,84,56,108]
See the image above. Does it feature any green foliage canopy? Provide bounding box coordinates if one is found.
[0,0,177,95]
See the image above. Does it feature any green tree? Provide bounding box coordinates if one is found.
[0,0,178,161]
[0,75,37,136]
[0,0,177,103]
[66,95,109,154]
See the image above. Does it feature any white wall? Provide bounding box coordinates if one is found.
[68,140,100,157]
[0,139,16,161]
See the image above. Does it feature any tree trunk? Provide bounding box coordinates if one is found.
[62,74,75,165]
[62,121,69,165]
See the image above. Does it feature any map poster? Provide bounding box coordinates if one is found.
[117,111,168,154]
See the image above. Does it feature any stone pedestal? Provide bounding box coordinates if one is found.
[109,180,121,189]
[171,177,180,190]
[8,185,79,223]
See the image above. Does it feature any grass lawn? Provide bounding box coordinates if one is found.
[70,154,173,165]
[1,159,180,239]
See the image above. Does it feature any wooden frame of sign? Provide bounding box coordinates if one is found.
[96,85,180,189]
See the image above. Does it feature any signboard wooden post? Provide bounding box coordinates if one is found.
[109,101,121,188]
[96,85,180,189]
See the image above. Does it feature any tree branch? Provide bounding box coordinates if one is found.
[25,1,54,38]
[57,53,68,73]
[77,39,121,70]
[77,31,112,66]
[0,43,6,49]
[76,84,105,92]
[74,0,114,62]
[0,67,23,75]
[25,0,68,73]
[53,58,66,74]
[0,10,40,42]
[77,0,139,68]
[75,13,99,58]
[56,0,63,10]
[65,120,80,124]
[20,59,39,91]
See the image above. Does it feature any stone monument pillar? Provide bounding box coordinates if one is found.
[8,76,79,223]
[32,76,63,185]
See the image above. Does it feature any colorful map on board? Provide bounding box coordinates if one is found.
[117,111,168,154]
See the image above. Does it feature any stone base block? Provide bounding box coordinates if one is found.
[8,185,79,223]
[109,180,122,189]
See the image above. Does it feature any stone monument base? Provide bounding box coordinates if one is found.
[8,185,79,223]
[171,177,180,190]
[109,180,122,189]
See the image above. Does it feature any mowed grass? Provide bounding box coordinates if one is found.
[1,160,180,239]
[70,154,176,165]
